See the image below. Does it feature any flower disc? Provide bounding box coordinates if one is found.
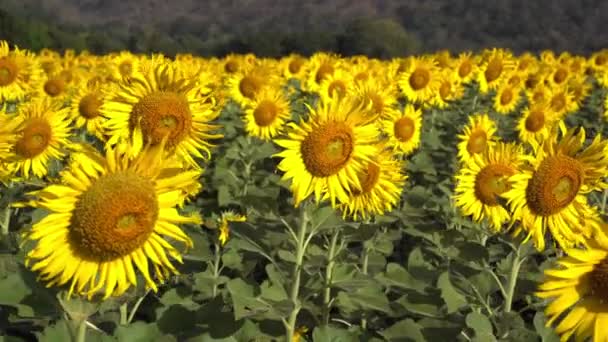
[78,93,103,119]
[253,100,278,127]
[409,68,430,91]
[394,117,415,142]
[130,91,192,148]
[15,118,52,158]
[525,155,583,216]
[43,78,65,97]
[525,109,545,132]
[474,163,514,206]
[467,130,488,154]
[69,171,159,261]
[239,75,263,100]
[300,122,354,177]
[0,57,17,86]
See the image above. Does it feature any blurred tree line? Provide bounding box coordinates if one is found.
[0,8,421,58]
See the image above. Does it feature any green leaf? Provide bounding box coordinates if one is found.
[114,322,164,342]
[336,284,391,314]
[407,248,437,283]
[380,319,426,342]
[533,312,560,342]
[36,320,72,342]
[312,325,358,342]
[466,312,495,341]
[376,263,428,292]
[436,271,466,314]
[226,279,273,320]
[309,205,342,233]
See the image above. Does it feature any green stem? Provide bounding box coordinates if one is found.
[322,231,340,325]
[1,206,10,236]
[212,242,221,298]
[119,303,128,325]
[360,247,370,330]
[284,205,308,342]
[75,319,87,342]
[127,290,150,324]
[504,245,522,313]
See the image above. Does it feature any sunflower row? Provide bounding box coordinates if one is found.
[2,41,608,340]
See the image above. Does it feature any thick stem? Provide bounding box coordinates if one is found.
[284,205,308,342]
[322,231,340,325]
[75,319,87,342]
[504,245,522,313]
[119,303,128,325]
[1,206,10,236]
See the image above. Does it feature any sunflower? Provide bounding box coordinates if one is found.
[281,54,307,81]
[517,102,560,151]
[493,84,522,114]
[398,56,440,104]
[0,40,41,102]
[380,105,422,156]
[526,83,551,104]
[217,211,247,246]
[454,142,524,231]
[226,65,275,106]
[304,52,340,93]
[457,114,498,164]
[318,68,354,102]
[68,80,107,140]
[477,48,516,94]
[111,51,142,81]
[4,98,72,179]
[432,70,465,109]
[503,126,608,251]
[547,63,571,88]
[352,77,398,119]
[273,96,379,208]
[337,148,407,220]
[243,86,291,141]
[536,230,608,342]
[453,52,478,84]
[548,87,578,118]
[21,142,202,299]
[102,61,222,170]
[568,76,592,108]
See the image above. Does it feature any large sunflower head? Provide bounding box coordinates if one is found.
[398,56,440,104]
[337,147,407,220]
[454,142,525,231]
[5,98,73,179]
[22,141,202,299]
[503,126,608,251]
[379,105,422,156]
[536,229,608,342]
[273,96,380,207]
[457,114,498,164]
[242,85,291,141]
[0,40,42,102]
[101,61,223,170]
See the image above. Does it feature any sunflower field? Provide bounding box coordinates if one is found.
[2,40,608,341]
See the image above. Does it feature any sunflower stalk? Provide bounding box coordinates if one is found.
[0,205,9,236]
[75,319,87,342]
[504,243,524,313]
[322,230,341,325]
[284,204,309,342]
[211,242,222,297]
[360,245,370,330]
[119,303,128,325]
[127,290,150,324]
